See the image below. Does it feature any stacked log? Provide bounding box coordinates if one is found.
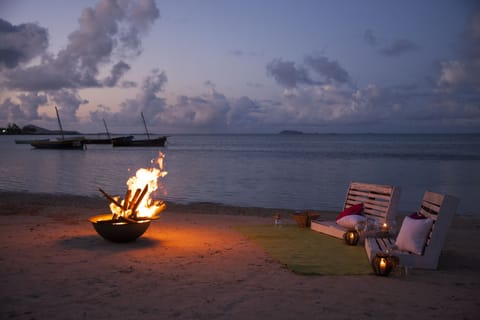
[98,185,161,223]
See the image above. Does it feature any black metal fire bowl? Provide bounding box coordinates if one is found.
[89,214,154,243]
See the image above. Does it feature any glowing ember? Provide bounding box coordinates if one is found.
[101,152,168,222]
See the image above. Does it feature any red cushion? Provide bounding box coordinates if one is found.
[336,203,364,221]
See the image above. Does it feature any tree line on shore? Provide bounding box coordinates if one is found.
[0,123,80,135]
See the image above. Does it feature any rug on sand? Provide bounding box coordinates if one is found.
[234,224,372,275]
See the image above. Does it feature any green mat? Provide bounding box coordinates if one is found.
[234,224,372,275]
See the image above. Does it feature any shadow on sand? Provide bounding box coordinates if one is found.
[57,234,161,252]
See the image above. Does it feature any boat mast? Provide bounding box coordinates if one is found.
[102,119,111,139]
[141,112,150,140]
[55,106,65,141]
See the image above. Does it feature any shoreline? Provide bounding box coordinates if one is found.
[2,190,477,218]
[0,190,304,218]
[1,191,479,319]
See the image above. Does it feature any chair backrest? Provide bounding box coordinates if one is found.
[419,191,459,259]
[343,182,401,224]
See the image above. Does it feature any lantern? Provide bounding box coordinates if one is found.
[371,253,399,276]
[343,230,359,245]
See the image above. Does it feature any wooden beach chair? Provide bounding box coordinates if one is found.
[365,191,459,270]
[310,182,401,239]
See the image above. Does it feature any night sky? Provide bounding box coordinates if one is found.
[1,0,479,134]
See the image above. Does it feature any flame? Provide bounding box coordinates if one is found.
[109,152,168,220]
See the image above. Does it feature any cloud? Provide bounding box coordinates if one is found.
[304,55,351,84]
[266,58,314,88]
[0,89,87,132]
[267,55,351,88]
[95,69,235,133]
[0,19,49,69]
[230,49,244,57]
[363,29,420,57]
[246,81,263,88]
[0,98,22,124]
[49,89,89,123]
[118,0,160,55]
[264,38,480,132]
[229,49,262,57]
[121,80,137,88]
[0,92,47,123]
[96,69,168,128]
[2,2,479,134]
[2,0,159,91]
[227,96,265,129]
[99,35,479,134]
[363,29,377,47]
[380,39,419,57]
[103,61,131,87]
[204,80,216,88]
[438,11,480,92]
[17,92,48,120]
[156,89,231,132]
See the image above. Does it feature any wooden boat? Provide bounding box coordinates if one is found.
[30,106,85,150]
[113,113,167,147]
[112,136,167,147]
[31,138,85,150]
[15,138,49,144]
[83,119,134,144]
[84,135,134,145]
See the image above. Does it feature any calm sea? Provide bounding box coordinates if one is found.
[0,134,479,215]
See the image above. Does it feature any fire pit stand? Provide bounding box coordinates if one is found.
[89,185,165,243]
[89,214,155,243]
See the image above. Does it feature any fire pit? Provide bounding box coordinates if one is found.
[89,214,153,242]
[89,152,167,243]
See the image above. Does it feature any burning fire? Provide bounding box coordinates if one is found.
[99,152,168,222]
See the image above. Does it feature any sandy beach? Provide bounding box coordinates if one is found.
[0,191,479,319]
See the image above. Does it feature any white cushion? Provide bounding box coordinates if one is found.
[336,214,366,229]
[395,216,434,255]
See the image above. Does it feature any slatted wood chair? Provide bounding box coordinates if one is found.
[365,191,459,270]
[310,182,401,238]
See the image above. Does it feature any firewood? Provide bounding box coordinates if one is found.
[128,188,142,210]
[118,215,137,224]
[123,189,131,211]
[130,184,149,218]
[98,188,123,209]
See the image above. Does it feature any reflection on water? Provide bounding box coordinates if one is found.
[0,134,479,215]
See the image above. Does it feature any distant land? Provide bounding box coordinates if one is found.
[279,130,303,135]
[0,124,81,135]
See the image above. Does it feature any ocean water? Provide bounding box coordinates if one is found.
[0,134,479,215]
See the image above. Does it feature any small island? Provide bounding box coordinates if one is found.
[279,130,303,135]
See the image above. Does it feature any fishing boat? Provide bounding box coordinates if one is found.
[30,138,85,150]
[15,138,49,144]
[30,106,86,150]
[112,112,168,147]
[83,119,134,144]
[112,136,167,147]
[84,135,135,145]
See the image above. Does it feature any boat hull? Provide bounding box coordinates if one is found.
[31,139,85,150]
[84,136,134,145]
[15,139,49,144]
[112,136,167,147]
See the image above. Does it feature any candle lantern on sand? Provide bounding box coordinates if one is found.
[343,230,360,245]
[371,253,399,276]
